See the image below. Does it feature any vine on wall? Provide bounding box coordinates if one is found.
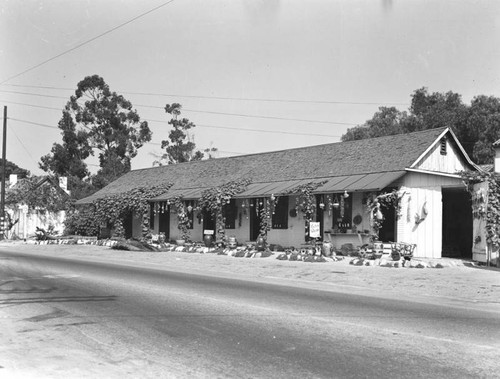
[461,170,500,248]
[169,196,192,241]
[199,178,251,241]
[364,190,404,238]
[282,181,326,241]
[66,183,173,238]
[283,181,326,221]
[6,176,70,213]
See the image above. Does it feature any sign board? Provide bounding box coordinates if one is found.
[309,222,321,238]
[204,230,214,235]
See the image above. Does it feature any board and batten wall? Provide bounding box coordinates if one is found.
[414,136,469,173]
[398,172,466,258]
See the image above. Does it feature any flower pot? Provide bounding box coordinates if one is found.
[256,236,266,251]
[203,234,213,247]
[321,242,333,257]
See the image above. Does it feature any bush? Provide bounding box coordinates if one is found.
[64,208,99,236]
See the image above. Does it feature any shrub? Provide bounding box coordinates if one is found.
[64,208,99,236]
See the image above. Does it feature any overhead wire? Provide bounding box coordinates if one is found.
[0,84,410,106]
[0,90,358,126]
[10,128,38,167]
[8,115,341,138]
[0,0,177,85]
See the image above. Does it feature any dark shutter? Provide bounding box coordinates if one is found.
[272,196,289,229]
[224,199,236,229]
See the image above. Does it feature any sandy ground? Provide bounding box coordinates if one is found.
[1,241,499,312]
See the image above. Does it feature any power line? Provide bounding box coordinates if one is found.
[9,114,340,139]
[0,90,67,100]
[183,108,356,126]
[1,83,410,106]
[8,117,59,130]
[10,128,38,167]
[137,103,356,126]
[0,99,61,111]
[0,0,176,85]
[127,118,342,138]
[0,91,358,126]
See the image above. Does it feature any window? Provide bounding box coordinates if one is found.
[440,138,447,155]
[224,199,237,229]
[332,193,352,231]
[272,196,289,229]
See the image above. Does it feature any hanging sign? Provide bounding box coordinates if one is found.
[309,222,321,238]
[204,230,214,235]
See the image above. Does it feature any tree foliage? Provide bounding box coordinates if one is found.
[342,88,500,164]
[1,159,30,179]
[155,103,214,165]
[40,74,152,194]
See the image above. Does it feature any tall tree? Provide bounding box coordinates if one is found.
[40,110,92,180]
[466,95,500,164]
[69,75,151,185]
[155,103,211,165]
[341,87,500,165]
[40,75,152,191]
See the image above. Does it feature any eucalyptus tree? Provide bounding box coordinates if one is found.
[40,74,152,191]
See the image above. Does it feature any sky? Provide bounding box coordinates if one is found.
[1,0,499,176]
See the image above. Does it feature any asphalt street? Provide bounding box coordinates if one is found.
[1,249,499,378]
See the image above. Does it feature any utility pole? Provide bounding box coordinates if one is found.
[0,106,6,240]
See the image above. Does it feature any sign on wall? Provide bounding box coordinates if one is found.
[309,222,321,238]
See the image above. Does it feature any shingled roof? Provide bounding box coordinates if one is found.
[77,127,452,204]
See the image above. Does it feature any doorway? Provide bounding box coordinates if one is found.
[378,204,396,242]
[249,198,264,241]
[442,188,472,259]
[123,211,133,239]
[202,209,216,239]
[158,206,170,240]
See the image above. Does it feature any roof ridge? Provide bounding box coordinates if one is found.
[129,127,448,173]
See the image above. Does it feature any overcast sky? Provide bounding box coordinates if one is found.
[1,0,499,175]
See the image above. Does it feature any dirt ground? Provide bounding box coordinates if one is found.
[1,241,499,312]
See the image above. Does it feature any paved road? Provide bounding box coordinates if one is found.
[1,250,499,378]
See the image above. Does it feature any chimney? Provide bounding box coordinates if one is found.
[494,139,500,173]
[9,174,17,188]
[59,176,70,195]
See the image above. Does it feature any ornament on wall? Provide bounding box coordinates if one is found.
[414,201,428,225]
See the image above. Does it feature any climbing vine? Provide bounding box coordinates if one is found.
[6,176,70,213]
[364,190,405,238]
[282,181,326,242]
[199,178,251,241]
[169,196,192,241]
[461,170,500,248]
[66,183,173,238]
[283,181,326,221]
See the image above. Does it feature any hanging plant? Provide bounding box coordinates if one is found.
[199,178,251,241]
[259,199,272,238]
[364,190,405,238]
